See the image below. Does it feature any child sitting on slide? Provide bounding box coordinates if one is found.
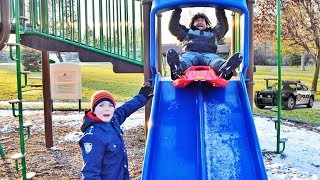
[167,8,242,80]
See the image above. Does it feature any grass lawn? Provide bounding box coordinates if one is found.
[254,108,320,124]
[0,63,144,101]
[1,64,319,123]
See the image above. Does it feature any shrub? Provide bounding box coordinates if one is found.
[288,55,301,67]
[21,47,41,72]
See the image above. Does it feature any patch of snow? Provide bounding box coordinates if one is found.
[48,146,59,151]
[254,116,320,179]
[0,110,42,117]
[0,124,14,133]
[121,112,145,130]
[64,132,83,142]
[52,112,83,127]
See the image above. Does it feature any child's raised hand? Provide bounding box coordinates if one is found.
[139,85,154,101]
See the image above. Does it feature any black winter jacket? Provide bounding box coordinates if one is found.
[169,8,228,53]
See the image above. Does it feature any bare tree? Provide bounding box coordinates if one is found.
[254,0,320,91]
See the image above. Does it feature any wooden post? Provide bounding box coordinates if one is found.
[231,13,236,54]
[246,0,255,110]
[40,0,53,148]
[41,51,53,148]
[0,0,10,51]
[142,0,152,138]
[42,51,53,148]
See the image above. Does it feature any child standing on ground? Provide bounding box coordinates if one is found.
[79,85,153,179]
[167,8,242,80]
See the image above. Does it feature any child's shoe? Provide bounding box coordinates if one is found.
[218,53,243,80]
[167,49,183,80]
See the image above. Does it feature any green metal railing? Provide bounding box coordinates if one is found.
[7,0,28,177]
[0,143,5,157]
[6,0,37,179]
[10,0,144,65]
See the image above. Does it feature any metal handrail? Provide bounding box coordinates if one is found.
[10,0,144,65]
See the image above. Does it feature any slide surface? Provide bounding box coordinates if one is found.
[142,79,267,179]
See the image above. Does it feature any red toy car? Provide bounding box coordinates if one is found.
[172,66,228,88]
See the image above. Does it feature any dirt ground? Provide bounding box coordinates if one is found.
[0,111,145,180]
[1,110,319,179]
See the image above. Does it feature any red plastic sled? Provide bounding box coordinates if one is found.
[172,66,228,88]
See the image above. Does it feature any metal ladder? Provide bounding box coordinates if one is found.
[6,0,35,179]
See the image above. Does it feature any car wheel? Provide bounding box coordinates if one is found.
[284,96,295,110]
[255,103,265,109]
[307,96,314,108]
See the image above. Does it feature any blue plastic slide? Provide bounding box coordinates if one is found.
[144,0,267,178]
[142,77,267,179]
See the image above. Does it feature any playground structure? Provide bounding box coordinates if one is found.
[141,0,268,179]
[0,0,289,179]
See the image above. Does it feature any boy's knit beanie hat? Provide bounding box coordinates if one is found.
[91,90,116,111]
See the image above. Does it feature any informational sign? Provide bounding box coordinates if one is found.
[50,63,82,100]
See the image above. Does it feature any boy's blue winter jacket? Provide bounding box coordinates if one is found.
[79,94,147,180]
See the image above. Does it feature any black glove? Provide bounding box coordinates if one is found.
[139,85,154,101]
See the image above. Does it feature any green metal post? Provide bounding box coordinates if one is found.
[20,0,25,16]
[71,0,75,41]
[29,0,34,31]
[14,0,27,179]
[119,0,123,55]
[125,0,129,57]
[108,0,111,51]
[85,0,88,45]
[77,0,81,42]
[99,0,103,49]
[276,0,283,154]
[38,0,42,32]
[0,143,5,157]
[116,0,120,54]
[132,0,136,59]
[10,0,14,19]
[92,0,96,48]
[59,0,61,36]
[112,0,117,53]
[36,0,39,27]
[53,0,56,35]
[107,0,110,51]
[105,1,109,50]
[45,0,48,34]
[61,0,65,38]
[140,2,144,62]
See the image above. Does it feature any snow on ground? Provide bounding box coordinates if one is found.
[0,110,319,179]
[0,109,43,117]
[254,116,320,179]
